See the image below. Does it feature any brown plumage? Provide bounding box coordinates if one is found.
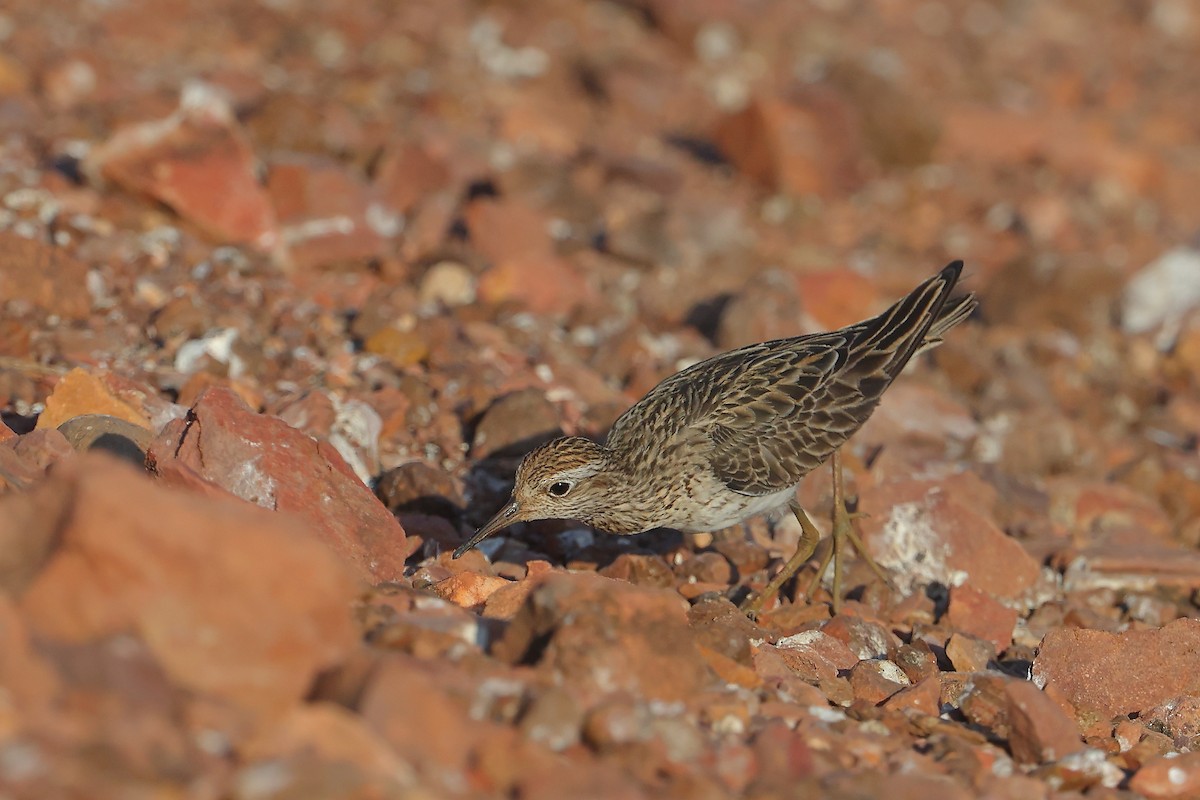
[455,262,976,612]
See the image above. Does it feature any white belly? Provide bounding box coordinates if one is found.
[662,484,797,532]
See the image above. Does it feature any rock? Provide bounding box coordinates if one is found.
[848,659,910,704]
[1143,695,1200,751]
[84,83,278,249]
[11,456,357,718]
[945,632,996,673]
[265,153,391,269]
[39,369,181,433]
[860,478,1040,601]
[10,428,74,472]
[1004,679,1085,764]
[433,570,511,610]
[771,629,858,684]
[820,614,899,661]
[712,91,861,197]
[945,584,1018,652]
[794,268,882,331]
[242,701,416,785]
[419,261,477,308]
[1129,752,1200,800]
[358,654,495,793]
[482,560,554,620]
[477,254,592,315]
[518,686,583,752]
[471,388,562,461]
[146,386,409,583]
[465,197,553,264]
[56,414,154,464]
[1122,247,1200,341]
[598,553,676,589]
[374,140,452,215]
[375,460,463,518]
[0,232,92,320]
[1033,619,1200,720]
[492,572,714,705]
[880,676,942,716]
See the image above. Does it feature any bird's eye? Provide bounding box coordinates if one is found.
[548,481,571,497]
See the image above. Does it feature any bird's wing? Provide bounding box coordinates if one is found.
[699,262,971,495]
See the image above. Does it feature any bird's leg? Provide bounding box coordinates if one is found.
[740,499,821,616]
[808,450,892,613]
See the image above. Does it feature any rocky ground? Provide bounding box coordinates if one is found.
[2,1,1200,798]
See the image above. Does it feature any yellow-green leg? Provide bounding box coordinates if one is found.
[740,499,822,616]
[805,450,892,613]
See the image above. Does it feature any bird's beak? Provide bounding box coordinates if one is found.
[453,499,521,559]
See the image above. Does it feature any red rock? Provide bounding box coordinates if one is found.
[36,368,162,431]
[860,479,1040,601]
[471,388,562,461]
[0,595,60,730]
[146,386,408,583]
[1004,679,1085,764]
[795,268,882,331]
[945,632,996,673]
[374,140,453,215]
[821,614,899,660]
[772,629,858,684]
[1033,619,1200,719]
[856,382,981,458]
[465,197,553,264]
[84,84,278,249]
[598,553,676,589]
[242,701,413,779]
[477,254,592,315]
[482,561,554,620]
[1144,696,1200,750]
[434,571,511,610]
[11,456,357,718]
[10,429,74,472]
[941,106,1163,196]
[492,572,714,705]
[266,153,390,269]
[359,654,494,791]
[881,675,942,716]
[848,659,910,704]
[712,92,861,197]
[0,232,92,320]
[1129,752,1200,800]
[945,584,1018,652]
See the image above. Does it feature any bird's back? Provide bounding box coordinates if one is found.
[606,262,975,496]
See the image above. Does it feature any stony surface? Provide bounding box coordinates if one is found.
[0,0,1198,796]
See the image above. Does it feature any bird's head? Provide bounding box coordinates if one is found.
[453,436,613,558]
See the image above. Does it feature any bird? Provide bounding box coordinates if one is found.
[454,262,976,614]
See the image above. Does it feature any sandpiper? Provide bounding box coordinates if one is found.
[455,262,976,613]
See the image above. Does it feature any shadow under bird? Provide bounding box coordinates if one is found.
[454,262,977,614]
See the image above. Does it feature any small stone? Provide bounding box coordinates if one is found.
[945,584,1018,652]
[1004,679,1085,765]
[518,686,582,752]
[772,629,858,684]
[471,388,562,461]
[1129,751,1200,800]
[36,369,157,432]
[84,84,278,249]
[0,232,92,321]
[492,572,714,705]
[945,632,996,673]
[364,327,429,368]
[821,614,898,661]
[419,261,477,308]
[848,659,910,704]
[375,461,463,518]
[880,676,942,716]
[56,415,153,465]
[433,571,511,610]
